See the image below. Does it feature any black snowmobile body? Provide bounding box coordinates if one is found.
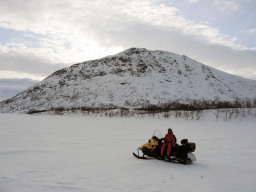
[133,130,196,164]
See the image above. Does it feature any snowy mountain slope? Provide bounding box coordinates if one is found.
[0,48,256,113]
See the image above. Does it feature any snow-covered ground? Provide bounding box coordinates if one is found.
[1,113,256,192]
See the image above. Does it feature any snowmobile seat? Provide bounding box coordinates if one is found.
[181,139,188,145]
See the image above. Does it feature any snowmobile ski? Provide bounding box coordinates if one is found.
[132,152,154,160]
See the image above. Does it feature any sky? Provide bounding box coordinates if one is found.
[0,0,255,83]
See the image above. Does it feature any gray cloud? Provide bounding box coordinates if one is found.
[0,50,68,78]
[0,78,38,101]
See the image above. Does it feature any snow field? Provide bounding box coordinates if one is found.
[0,113,256,192]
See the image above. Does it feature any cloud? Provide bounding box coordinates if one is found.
[187,0,199,3]
[0,78,38,101]
[214,0,240,11]
[0,0,255,81]
[0,43,68,80]
[241,28,256,34]
[0,0,243,49]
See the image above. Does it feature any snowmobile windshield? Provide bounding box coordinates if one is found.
[152,130,163,139]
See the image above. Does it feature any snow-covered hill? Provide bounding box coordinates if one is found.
[0,48,256,113]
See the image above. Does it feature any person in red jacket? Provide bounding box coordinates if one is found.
[160,128,177,158]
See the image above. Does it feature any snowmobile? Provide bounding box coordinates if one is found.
[133,130,196,164]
